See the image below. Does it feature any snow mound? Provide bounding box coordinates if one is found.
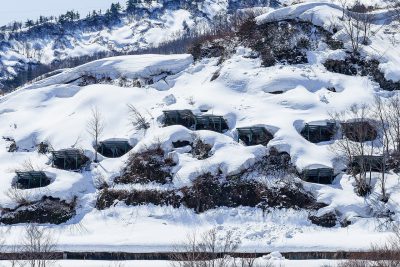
[256,2,342,30]
[25,54,193,90]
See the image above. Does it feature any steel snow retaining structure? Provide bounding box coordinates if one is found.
[15,171,50,189]
[237,127,274,146]
[163,110,229,133]
[51,149,89,170]
[97,140,132,158]
[300,122,336,143]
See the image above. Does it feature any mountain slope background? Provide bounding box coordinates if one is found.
[0,0,276,91]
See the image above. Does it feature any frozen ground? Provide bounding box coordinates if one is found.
[0,1,399,252]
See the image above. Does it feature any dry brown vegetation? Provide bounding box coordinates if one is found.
[114,145,175,184]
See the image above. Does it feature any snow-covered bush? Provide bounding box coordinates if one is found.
[115,146,175,184]
[127,104,150,131]
[96,188,180,210]
[324,57,400,91]
[37,141,51,154]
[0,196,76,225]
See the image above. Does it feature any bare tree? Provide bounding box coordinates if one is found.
[21,224,58,267]
[0,228,4,252]
[338,0,349,20]
[330,104,378,196]
[373,97,391,202]
[341,11,363,54]
[387,94,400,153]
[127,104,150,131]
[372,94,400,201]
[358,12,374,45]
[87,106,105,163]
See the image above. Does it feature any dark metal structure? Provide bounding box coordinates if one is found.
[237,127,274,146]
[15,171,50,189]
[97,140,132,158]
[300,122,336,143]
[301,168,335,184]
[163,110,229,133]
[51,149,89,170]
[341,121,377,142]
[194,115,229,133]
[163,110,196,128]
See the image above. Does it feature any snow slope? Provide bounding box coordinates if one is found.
[0,1,400,253]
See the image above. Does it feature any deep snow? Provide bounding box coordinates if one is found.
[0,1,399,253]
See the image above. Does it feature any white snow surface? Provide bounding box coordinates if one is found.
[0,2,400,253]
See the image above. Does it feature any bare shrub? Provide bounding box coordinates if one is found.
[191,138,212,160]
[4,137,18,152]
[106,262,125,267]
[232,257,276,267]
[87,106,105,163]
[92,172,109,190]
[170,228,240,267]
[37,140,53,154]
[187,96,196,106]
[16,159,43,172]
[127,104,150,131]
[6,188,32,206]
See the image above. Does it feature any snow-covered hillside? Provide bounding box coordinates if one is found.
[0,0,400,253]
[0,0,274,91]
